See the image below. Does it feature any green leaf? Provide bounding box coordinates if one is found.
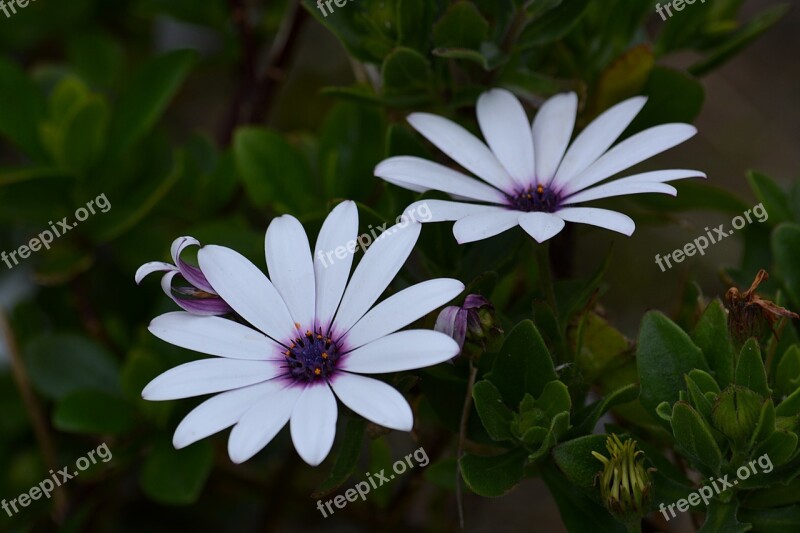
[570,384,639,437]
[66,30,124,89]
[472,380,515,442]
[433,1,489,50]
[487,320,557,406]
[541,463,626,533]
[748,399,776,451]
[637,311,709,418]
[692,299,735,387]
[747,171,793,226]
[698,498,751,533]
[95,149,185,242]
[0,58,47,160]
[572,311,630,383]
[396,0,433,52]
[61,96,110,172]
[140,438,214,505]
[689,4,791,77]
[381,47,432,96]
[776,345,800,399]
[753,430,798,466]
[432,44,508,71]
[626,67,705,133]
[735,338,770,397]
[233,127,314,213]
[776,387,800,418]
[106,50,197,157]
[686,374,714,421]
[551,434,609,488]
[24,333,120,400]
[53,390,136,435]
[688,369,721,394]
[742,480,800,508]
[312,418,367,498]
[301,0,394,63]
[772,223,800,308]
[671,401,723,474]
[517,0,592,49]
[739,504,800,530]
[459,448,528,497]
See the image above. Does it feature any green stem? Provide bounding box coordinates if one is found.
[535,242,558,316]
[624,519,642,533]
[455,360,478,529]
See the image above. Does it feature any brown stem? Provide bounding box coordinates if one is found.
[0,309,68,522]
[455,360,478,529]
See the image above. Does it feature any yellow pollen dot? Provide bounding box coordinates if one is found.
[284,351,290,357]
[294,322,301,329]
[306,330,312,337]
[322,352,328,359]
[290,342,296,348]
[316,334,323,339]
[314,368,321,376]
[537,185,544,194]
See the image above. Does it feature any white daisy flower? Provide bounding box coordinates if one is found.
[141,201,463,466]
[375,88,706,244]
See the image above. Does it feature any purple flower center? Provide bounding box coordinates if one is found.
[283,328,341,382]
[507,184,561,213]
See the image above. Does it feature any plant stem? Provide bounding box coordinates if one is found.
[455,360,478,529]
[535,242,558,316]
[625,519,642,533]
[0,309,68,523]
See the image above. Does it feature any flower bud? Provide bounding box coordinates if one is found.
[435,294,502,359]
[592,434,652,524]
[711,385,763,447]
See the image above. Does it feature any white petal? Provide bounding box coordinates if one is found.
[314,201,359,330]
[405,200,508,222]
[532,92,578,186]
[290,384,338,466]
[518,212,566,243]
[556,207,635,236]
[407,112,517,193]
[135,262,175,284]
[344,279,464,349]
[375,156,507,203]
[142,359,284,401]
[148,311,282,360]
[198,245,296,342]
[333,222,421,334]
[551,96,647,189]
[341,330,459,374]
[618,169,707,183]
[330,374,413,431]
[477,89,534,187]
[170,236,201,265]
[564,181,676,204]
[173,380,283,449]
[452,209,521,244]
[266,215,316,328]
[564,123,698,195]
[227,381,302,464]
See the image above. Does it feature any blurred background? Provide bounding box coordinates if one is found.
[0,0,797,531]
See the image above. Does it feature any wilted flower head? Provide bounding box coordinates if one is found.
[376,88,704,244]
[434,294,501,357]
[135,236,233,316]
[725,269,799,345]
[141,201,462,466]
[592,434,652,523]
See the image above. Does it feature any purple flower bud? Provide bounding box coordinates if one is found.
[135,236,233,316]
